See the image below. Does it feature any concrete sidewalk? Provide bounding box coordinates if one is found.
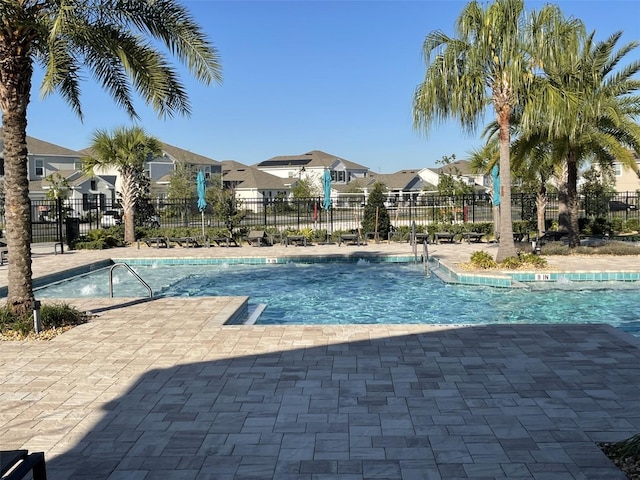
[1,241,640,479]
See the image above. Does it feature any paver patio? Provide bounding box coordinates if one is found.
[1,242,639,479]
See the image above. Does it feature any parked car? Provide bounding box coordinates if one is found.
[609,201,638,212]
[146,215,161,228]
[100,210,122,228]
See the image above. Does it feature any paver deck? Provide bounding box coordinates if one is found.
[1,241,640,479]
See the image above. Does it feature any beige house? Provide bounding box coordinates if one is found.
[613,157,640,192]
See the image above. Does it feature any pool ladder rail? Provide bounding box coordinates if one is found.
[422,240,430,277]
[109,263,153,298]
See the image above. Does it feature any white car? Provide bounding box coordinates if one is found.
[100,210,122,228]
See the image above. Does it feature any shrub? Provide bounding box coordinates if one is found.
[518,253,548,268]
[469,251,497,269]
[0,302,88,338]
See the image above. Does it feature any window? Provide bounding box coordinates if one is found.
[614,164,622,176]
[35,158,44,177]
[90,180,97,190]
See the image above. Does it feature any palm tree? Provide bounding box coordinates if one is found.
[412,0,578,262]
[519,31,640,247]
[84,126,163,244]
[0,0,222,313]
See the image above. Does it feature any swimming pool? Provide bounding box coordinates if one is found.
[35,260,640,335]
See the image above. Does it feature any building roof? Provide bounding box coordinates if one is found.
[256,150,368,171]
[160,142,221,166]
[435,159,475,176]
[80,141,221,167]
[369,170,436,191]
[0,129,81,157]
[222,161,287,190]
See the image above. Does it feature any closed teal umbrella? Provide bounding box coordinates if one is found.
[322,169,332,210]
[197,170,207,237]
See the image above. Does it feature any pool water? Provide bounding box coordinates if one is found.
[36,261,640,335]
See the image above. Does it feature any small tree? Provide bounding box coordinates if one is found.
[44,173,70,201]
[362,182,391,240]
[211,188,245,234]
[167,163,197,226]
[581,164,615,218]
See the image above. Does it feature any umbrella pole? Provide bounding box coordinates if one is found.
[201,211,205,238]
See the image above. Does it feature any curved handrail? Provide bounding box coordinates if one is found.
[423,240,430,277]
[109,263,153,298]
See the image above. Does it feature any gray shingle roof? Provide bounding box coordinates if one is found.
[222,161,287,190]
[256,150,368,171]
[0,128,81,157]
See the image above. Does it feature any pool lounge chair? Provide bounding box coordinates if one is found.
[245,230,270,247]
[168,236,200,248]
[435,232,456,244]
[0,449,47,480]
[142,236,169,248]
[463,232,484,243]
[211,236,239,247]
[338,233,362,246]
[0,238,7,265]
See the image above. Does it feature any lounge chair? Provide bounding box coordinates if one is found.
[142,236,169,248]
[0,238,7,265]
[285,234,308,247]
[245,230,270,247]
[434,232,456,244]
[463,232,484,243]
[211,236,239,247]
[0,449,47,479]
[168,236,200,248]
[413,232,430,244]
[338,233,362,246]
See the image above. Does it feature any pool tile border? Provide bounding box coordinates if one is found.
[113,254,416,266]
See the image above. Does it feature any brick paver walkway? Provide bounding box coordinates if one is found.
[1,242,640,479]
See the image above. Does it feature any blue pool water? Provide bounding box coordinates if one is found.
[35,261,640,335]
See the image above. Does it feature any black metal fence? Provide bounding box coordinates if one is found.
[9,192,640,244]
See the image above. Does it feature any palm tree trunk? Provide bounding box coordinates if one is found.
[536,188,547,239]
[495,104,517,262]
[566,150,580,248]
[121,173,136,244]
[0,52,36,314]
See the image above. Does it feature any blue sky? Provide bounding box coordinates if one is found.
[25,0,640,172]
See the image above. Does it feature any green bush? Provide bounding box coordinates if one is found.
[518,253,548,268]
[624,218,640,232]
[500,256,522,269]
[469,251,497,269]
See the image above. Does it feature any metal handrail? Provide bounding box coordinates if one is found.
[109,263,153,298]
[422,240,430,277]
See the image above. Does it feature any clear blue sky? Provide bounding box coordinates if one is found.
[25,0,640,173]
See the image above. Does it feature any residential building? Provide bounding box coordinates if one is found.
[82,141,223,200]
[613,156,640,192]
[221,160,288,205]
[255,150,369,190]
[0,129,115,218]
[431,159,489,192]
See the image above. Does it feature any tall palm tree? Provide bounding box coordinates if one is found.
[519,31,640,247]
[0,0,222,313]
[412,0,578,262]
[84,126,163,244]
